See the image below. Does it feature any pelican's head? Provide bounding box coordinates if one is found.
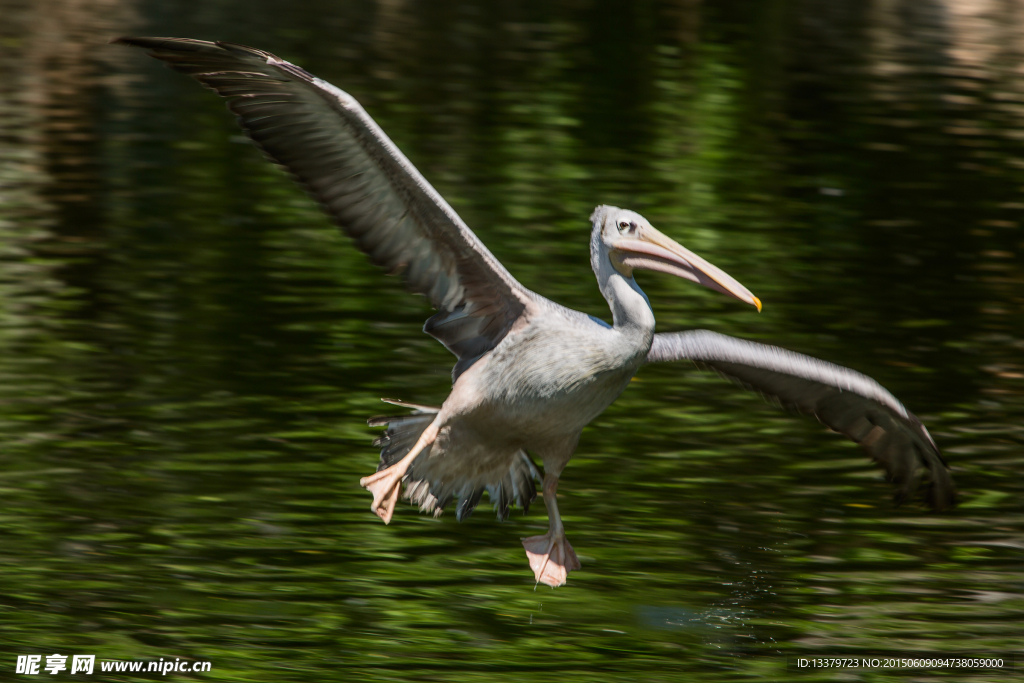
[590,205,761,312]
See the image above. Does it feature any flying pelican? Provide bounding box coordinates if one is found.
[117,38,956,587]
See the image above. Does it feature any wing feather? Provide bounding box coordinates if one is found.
[116,36,533,380]
[646,330,956,510]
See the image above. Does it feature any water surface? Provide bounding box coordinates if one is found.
[1,1,1022,680]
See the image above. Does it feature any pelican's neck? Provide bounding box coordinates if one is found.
[592,240,656,340]
[605,270,655,330]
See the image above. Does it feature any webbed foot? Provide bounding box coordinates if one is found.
[359,468,403,524]
[521,531,581,587]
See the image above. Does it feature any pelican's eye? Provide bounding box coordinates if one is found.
[618,220,629,231]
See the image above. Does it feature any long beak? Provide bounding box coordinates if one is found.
[611,226,762,312]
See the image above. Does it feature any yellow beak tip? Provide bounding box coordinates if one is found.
[753,296,762,313]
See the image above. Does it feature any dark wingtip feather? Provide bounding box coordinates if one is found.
[879,436,956,512]
[111,35,148,46]
[113,36,211,51]
[916,443,957,512]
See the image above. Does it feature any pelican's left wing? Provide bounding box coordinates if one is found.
[646,330,956,510]
[116,37,535,381]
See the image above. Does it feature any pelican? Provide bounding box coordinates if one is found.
[117,38,956,587]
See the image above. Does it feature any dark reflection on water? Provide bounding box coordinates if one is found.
[1,0,1022,680]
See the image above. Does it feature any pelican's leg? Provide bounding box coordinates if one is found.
[521,473,581,587]
[359,418,440,525]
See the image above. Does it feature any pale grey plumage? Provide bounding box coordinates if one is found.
[118,38,954,587]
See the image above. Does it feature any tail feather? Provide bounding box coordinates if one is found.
[456,484,484,522]
[510,450,539,515]
[489,472,514,521]
[370,406,439,471]
[455,449,540,521]
[369,403,539,521]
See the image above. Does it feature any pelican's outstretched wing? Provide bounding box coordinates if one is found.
[116,37,532,380]
[646,330,956,510]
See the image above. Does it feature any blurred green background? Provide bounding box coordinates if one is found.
[1,0,1021,680]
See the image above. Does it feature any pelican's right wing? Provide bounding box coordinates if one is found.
[116,37,532,380]
[646,330,956,510]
